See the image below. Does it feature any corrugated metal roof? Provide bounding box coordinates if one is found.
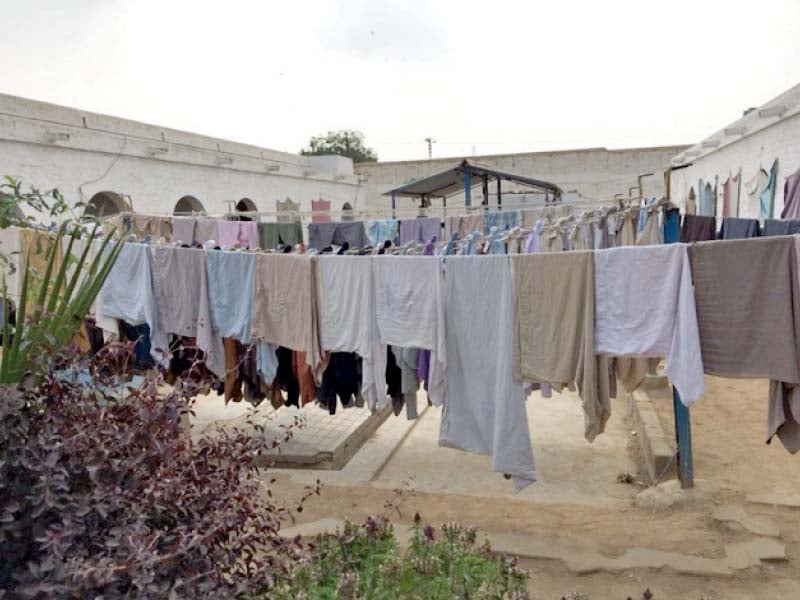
[382,159,563,198]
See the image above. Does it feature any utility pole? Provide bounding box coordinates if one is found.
[424,137,436,159]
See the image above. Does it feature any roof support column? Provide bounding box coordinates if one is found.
[497,177,502,210]
[391,191,396,218]
[464,167,471,208]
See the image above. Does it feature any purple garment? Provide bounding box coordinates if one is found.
[781,168,800,220]
[524,220,543,254]
[415,236,437,387]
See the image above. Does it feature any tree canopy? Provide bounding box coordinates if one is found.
[300,130,377,163]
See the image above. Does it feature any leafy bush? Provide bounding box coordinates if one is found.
[0,346,313,598]
[261,515,530,600]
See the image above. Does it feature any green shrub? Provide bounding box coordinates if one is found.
[261,516,530,599]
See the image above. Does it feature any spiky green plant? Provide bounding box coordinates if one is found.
[0,222,122,383]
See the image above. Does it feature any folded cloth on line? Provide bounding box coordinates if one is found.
[307,221,369,250]
[373,256,445,406]
[763,219,800,236]
[439,256,537,491]
[148,245,223,377]
[317,255,387,410]
[594,244,705,405]
[511,251,611,442]
[680,214,716,242]
[719,217,761,239]
[690,236,800,453]
[366,219,398,246]
[251,253,327,384]
[217,220,258,249]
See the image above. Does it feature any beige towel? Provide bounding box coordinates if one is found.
[691,236,800,453]
[511,252,611,441]
[251,254,327,384]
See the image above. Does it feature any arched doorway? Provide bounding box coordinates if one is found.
[235,198,257,221]
[84,191,127,218]
[174,195,205,215]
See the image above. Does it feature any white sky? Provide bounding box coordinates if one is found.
[1,0,799,161]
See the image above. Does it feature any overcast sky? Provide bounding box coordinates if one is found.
[1,0,799,161]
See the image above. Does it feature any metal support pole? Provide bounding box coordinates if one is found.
[391,192,396,219]
[672,387,694,489]
[482,175,489,207]
[497,177,502,209]
[464,167,471,208]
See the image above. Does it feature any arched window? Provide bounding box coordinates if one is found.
[174,195,205,215]
[84,191,127,218]
[235,198,257,222]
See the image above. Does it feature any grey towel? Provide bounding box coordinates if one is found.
[719,217,760,239]
[764,219,800,236]
[307,221,369,250]
[690,236,800,453]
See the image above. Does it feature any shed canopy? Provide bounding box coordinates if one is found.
[383,159,563,200]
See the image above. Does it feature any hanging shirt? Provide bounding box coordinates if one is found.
[148,245,223,376]
[205,250,255,343]
[398,217,440,244]
[373,256,445,406]
[194,219,220,245]
[781,166,800,220]
[760,159,779,219]
[594,244,704,406]
[317,255,387,410]
[439,256,537,491]
[366,219,398,246]
[257,222,303,250]
[636,209,662,246]
[444,214,485,240]
[511,252,611,442]
[251,254,327,384]
[742,169,768,219]
[698,181,716,217]
[100,243,166,366]
[663,208,680,244]
[311,199,331,223]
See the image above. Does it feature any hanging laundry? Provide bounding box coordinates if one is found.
[760,159,779,219]
[373,256,445,406]
[698,181,716,217]
[100,243,166,366]
[318,352,361,414]
[131,215,172,241]
[293,350,317,405]
[390,346,419,419]
[511,252,611,442]
[206,250,255,343]
[723,172,741,218]
[764,219,800,236]
[307,221,369,250]
[366,219,398,246]
[317,255,387,410]
[275,346,300,407]
[719,217,761,239]
[524,220,543,254]
[619,210,638,246]
[594,244,704,405]
[171,216,197,245]
[742,168,768,219]
[439,255,537,491]
[276,198,300,222]
[690,236,800,453]
[251,253,327,384]
[680,215,716,242]
[398,217,440,244]
[685,187,697,215]
[148,245,223,377]
[257,221,303,250]
[312,198,331,223]
[636,208,662,246]
[780,166,800,219]
[217,220,258,249]
[194,218,219,245]
[444,214,484,240]
[663,208,680,244]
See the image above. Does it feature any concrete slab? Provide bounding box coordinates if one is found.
[712,504,781,538]
[280,518,786,578]
[191,394,390,469]
[746,493,800,508]
[371,390,638,506]
[631,385,676,484]
[635,479,720,511]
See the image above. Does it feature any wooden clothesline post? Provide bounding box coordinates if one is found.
[672,386,694,488]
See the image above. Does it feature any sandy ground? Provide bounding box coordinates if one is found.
[244,379,800,599]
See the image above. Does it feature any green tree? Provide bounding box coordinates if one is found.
[300,129,378,163]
